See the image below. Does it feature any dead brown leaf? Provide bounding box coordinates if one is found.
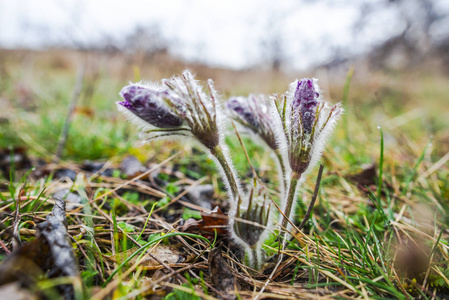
[348,163,377,191]
[140,269,180,297]
[107,243,194,270]
[348,164,394,197]
[199,206,229,236]
[208,246,238,300]
[180,218,202,232]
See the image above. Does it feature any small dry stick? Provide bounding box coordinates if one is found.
[55,64,86,160]
[0,240,10,254]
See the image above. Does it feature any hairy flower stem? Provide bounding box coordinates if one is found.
[210,146,239,200]
[281,172,301,231]
[275,149,288,196]
[251,247,260,270]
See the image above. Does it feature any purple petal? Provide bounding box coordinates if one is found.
[118,85,183,128]
[227,97,258,128]
[292,79,319,134]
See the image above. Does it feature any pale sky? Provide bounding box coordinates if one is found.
[1,0,448,70]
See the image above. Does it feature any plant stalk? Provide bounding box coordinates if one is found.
[275,148,288,196]
[281,172,301,231]
[251,247,259,270]
[210,146,240,200]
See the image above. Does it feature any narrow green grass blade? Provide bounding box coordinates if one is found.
[378,127,384,200]
[346,276,405,299]
[402,142,429,196]
[137,202,157,242]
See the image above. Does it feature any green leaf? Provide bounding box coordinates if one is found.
[117,221,135,233]
[182,208,202,220]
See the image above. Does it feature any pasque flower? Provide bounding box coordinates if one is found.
[161,70,222,150]
[117,84,183,129]
[227,95,277,150]
[117,71,224,151]
[226,94,289,197]
[117,70,241,202]
[274,78,342,231]
[284,79,342,175]
[161,71,242,201]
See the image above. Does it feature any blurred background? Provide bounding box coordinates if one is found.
[0,0,448,162]
[2,0,449,73]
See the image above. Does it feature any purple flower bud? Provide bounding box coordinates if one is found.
[118,84,183,128]
[292,79,319,134]
[227,97,258,128]
[227,95,278,150]
[283,78,343,175]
